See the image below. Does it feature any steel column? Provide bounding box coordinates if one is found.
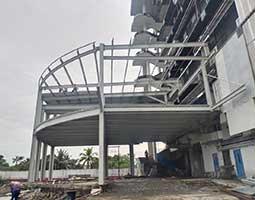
[148,142,157,161]
[40,143,48,181]
[104,144,108,177]
[98,112,105,185]
[129,144,135,176]
[48,146,55,180]
[201,46,213,107]
[98,43,106,185]
[28,90,44,182]
[35,141,42,181]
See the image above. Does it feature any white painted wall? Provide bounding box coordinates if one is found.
[230,146,255,178]
[215,33,255,135]
[0,168,129,180]
[201,143,224,173]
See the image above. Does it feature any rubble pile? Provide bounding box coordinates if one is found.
[0,176,101,200]
[20,189,66,200]
[0,183,9,196]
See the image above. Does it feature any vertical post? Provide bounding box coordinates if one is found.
[40,143,48,181]
[98,43,105,185]
[129,144,135,176]
[28,89,44,182]
[98,112,105,185]
[35,141,42,181]
[28,136,39,182]
[48,146,55,180]
[110,39,114,94]
[201,46,213,107]
[148,142,157,161]
[104,145,108,177]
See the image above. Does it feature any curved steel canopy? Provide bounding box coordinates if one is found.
[35,41,219,146]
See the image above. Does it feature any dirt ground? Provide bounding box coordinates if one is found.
[88,178,239,200]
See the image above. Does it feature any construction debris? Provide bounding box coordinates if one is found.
[90,188,102,196]
[231,185,255,196]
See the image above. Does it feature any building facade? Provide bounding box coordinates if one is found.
[130,0,255,178]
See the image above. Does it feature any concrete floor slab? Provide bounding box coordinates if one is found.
[88,178,239,200]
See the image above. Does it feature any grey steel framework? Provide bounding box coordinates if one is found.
[29,41,228,184]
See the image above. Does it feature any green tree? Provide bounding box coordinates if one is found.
[108,154,130,169]
[69,158,83,169]
[16,158,30,171]
[54,149,72,169]
[12,156,24,166]
[79,148,98,169]
[0,155,9,170]
[9,158,30,171]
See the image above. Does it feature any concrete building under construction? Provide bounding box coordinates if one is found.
[28,0,255,185]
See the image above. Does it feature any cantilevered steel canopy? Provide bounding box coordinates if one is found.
[29,41,220,184]
[33,41,217,147]
[36,105,219,146]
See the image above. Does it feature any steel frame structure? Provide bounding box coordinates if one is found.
[28,41,226,184]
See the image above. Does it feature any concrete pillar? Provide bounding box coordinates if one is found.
[104,144,108,177]
[28,90,44,182]
[35,140,42,181]
[28,136,39,182]
[48,146,55,180]
[148,142,157,161]
[40,143,48,181]
[98,112,105,185]
[129,144,135,176]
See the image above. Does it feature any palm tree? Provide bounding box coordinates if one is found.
[12,156,24,166]
[54,149,72,169]
[0,155,9,170]
[79,148,97,169]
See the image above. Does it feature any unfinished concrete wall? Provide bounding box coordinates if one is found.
[0,168,129,180]
[235,0,255,79]
[189,144,205,177]
[230,146,255,178]
[201,143,224,173]
[215,33,255,135]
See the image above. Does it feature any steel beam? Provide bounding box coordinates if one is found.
[178,67,201,96]
[41,79,180,90]
[104,106,212,113]
[212,85,246,110]
[104,56,208,61]
[110,39,114,94]
[99,43,105,109]
[35,108,100,133]
[104,42,207,50]
[201,47,213,107]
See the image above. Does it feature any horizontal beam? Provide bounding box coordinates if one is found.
[41,79,180,90]
[42,91,167,102]
[35,108,100,133]
[104,42,207,50]
[43,105,98,112]
[104,106,212,113]
[178,67,201,96]
[104,56,208,61]
[212,85,246,110]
